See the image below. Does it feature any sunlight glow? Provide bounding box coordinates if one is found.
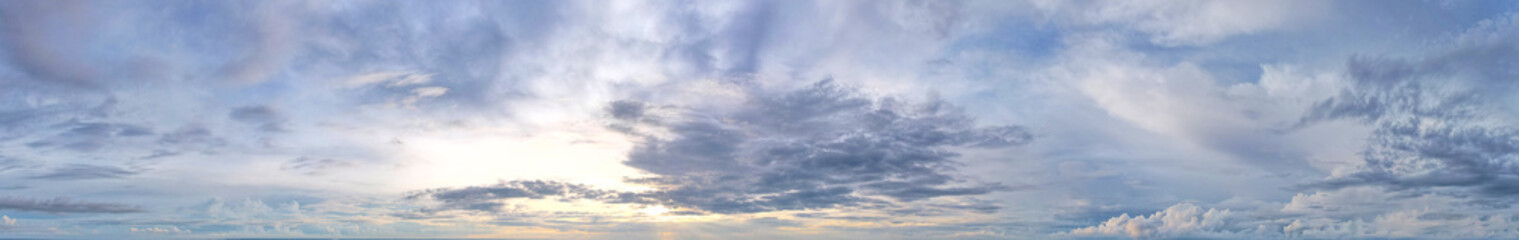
[639,205,671,216]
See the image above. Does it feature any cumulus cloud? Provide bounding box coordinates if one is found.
[1065,203,1238,238]
[1281,208,1519,239]
[187,198,302,220]
[0,197,144,214]
[1069,200,1519,239]
[1065,10,1519,240]
[1279,186,1406,217]
[1071,185,1519,239]
[1075,195,1519,238]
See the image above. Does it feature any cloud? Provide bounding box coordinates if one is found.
[229,105,287,132]
[0,1,100,86]
[1065,203,1238,239]
[1,215,14,228]
[343,71,434,88]
[413,80,1031,215]
[1070,186,1519,239]
[216,1,303,84]
[25,121,154,152]
[68,197,405,236]
[926,198,1003,214]
[1296,19,1519,198]
[281,157,355,176]
[130,226,189,235]
[1067,11,1519,240]
[28,164,138,180]
[398,86,450,107]
[1280,186,1406,217]
[746,216,802,226]
[406,180,623,215]
[0,197,144,214]
[5,1,1518,238]
[156,125,226,149]
[1030,0,1323,46]
[186,198,302,220]
[619,80,1030,213]
[606,100,649,119]
[0,155,36,174]
[1279,209,1519,239]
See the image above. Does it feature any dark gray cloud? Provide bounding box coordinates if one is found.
[229,105,288,132]
[746,217,803,227]
[1300,39,1519,199]
[405,180,625,215]
[792,212,889,221]
[608,100,648,120]
[863,182,1015,202]
[29,164,138,180]
[0,197,144,214]
[614,80,1029,213]
[1307,117,1519,196]
[61,122,153,137]
[156,125,226,149]
[928,200,1002,214]
[412,80,1030,215]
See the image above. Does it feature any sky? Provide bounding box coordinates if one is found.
[3,0,1519,239]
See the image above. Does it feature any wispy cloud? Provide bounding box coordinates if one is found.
[28,164,138,180]
[0,197,144,214]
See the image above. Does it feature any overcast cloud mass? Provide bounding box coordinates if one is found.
[3,0,1519,239]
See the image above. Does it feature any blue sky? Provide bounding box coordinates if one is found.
[3,0,1519,239]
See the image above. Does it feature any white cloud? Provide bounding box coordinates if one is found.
[1065,203,1237,238]
[1074,187,1519,239]
[1280,209,1519,239]
[1,215,14,228]
[130,226,190,235]
[342,71,434,88]
[1280,186,1401,216]
[395,86,449,107]
[1031,0,1324,46]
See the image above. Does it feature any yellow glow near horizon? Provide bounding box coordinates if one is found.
[638,205,671,216]
[390,123,653,192]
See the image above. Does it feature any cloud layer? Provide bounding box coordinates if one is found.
[3,0,1519,239]
[411,80,1030,216]
[0,197,143,214]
